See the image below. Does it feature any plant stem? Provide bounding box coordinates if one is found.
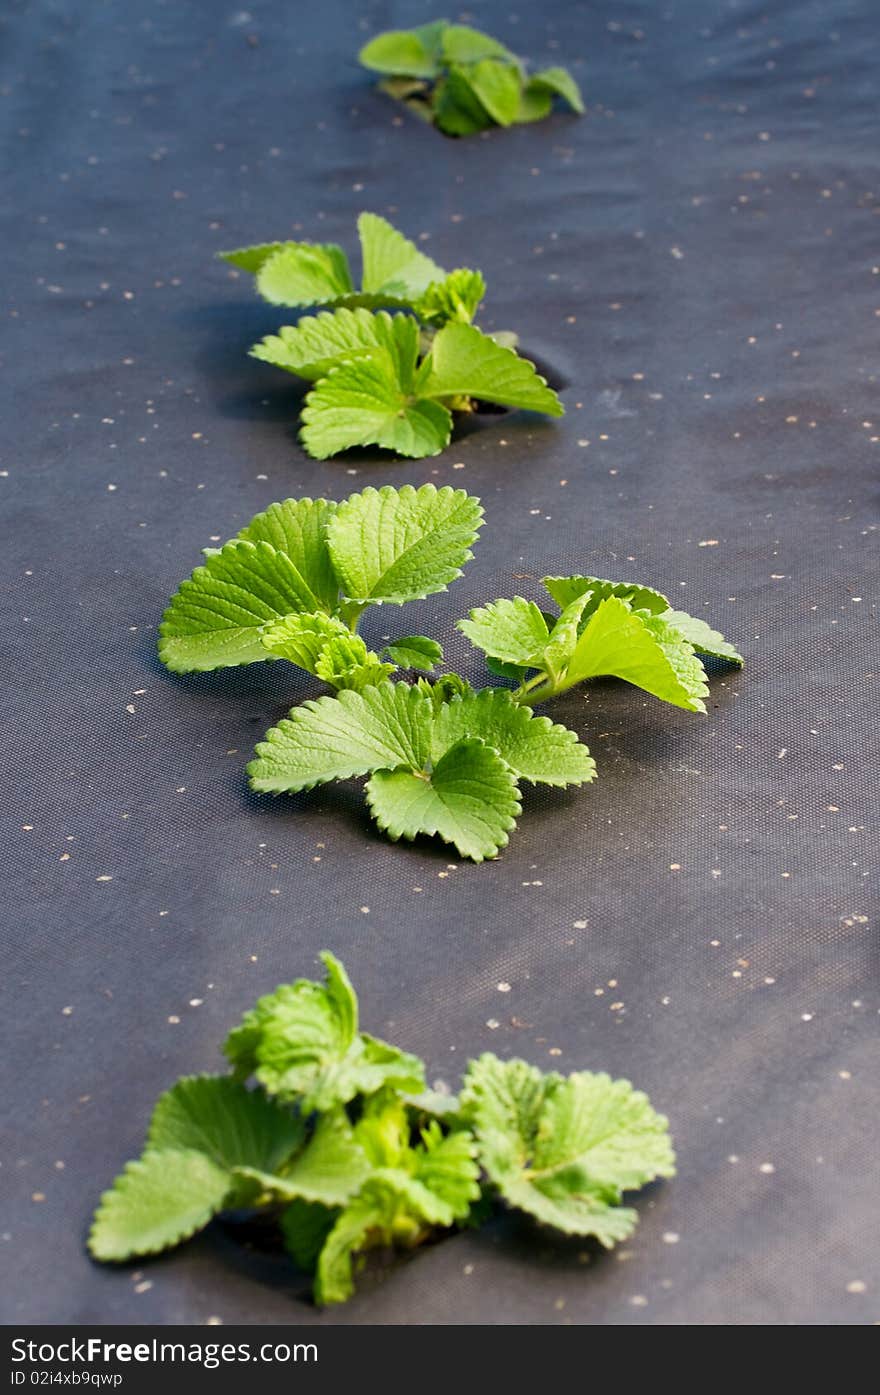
[516,672,547,697]
[512,672,558,706]
[338,601,366,633]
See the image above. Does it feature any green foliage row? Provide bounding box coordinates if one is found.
[90,14,731,1321]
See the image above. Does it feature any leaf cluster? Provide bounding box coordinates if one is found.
[459,575,744,710]
[358,20,584,134]
[223,211,485,327]
[250,680,596,862]
[159,484,481,682]
[89,953,675,1305]
[160,490,742,860]
[222,214,563,459]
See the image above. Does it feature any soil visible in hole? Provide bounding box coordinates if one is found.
[221,1209,286,1255]
[526,347,570,392]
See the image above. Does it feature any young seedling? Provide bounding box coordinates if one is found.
[359,20,584,134]
[89,952,675,1305]
[222,215,561,459]
[459,574,744,710]
[160,494,743,861]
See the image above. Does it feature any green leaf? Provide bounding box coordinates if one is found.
[414,268,486,325]
[236,497,339,614]
[540,592,593,683]
[249,676,592,854]
[563,597,709,711]
[413,1122,481,1220]
[661,610,744,666]
[147,1075,305,1175]
[417,322,564,416]
[224,950,357,1081]
[326,483,484,605]
[441,24,519,66]
[224,951,424,1111]
[365,738,521,862]
[280,1199,338,1273]
[457,593,594,683]
[538,1071,676,1193]
[462,58,522,126]
[248,682,433,793]
[529,66,585,114]
[516,82,553,124]
[486,656,530,682]
[300,352,452,460]
[382,635,443,672]
[422,671,471,707]
[314,634,396,692]
[311,632,371,675]
[251,307,420,385]
[261,609,397,692]
[359,1034,427,1100]
[257,1020,424,1114]
[513,1177,639,1245]
[331,663,398,694]
[88,1149,231,1261]
[458,596,551,666]
[314,1185,392,1304]
[235,1110,369,1206]
[432,689,596,787]
[358,212,445,298]
[222,219,453,313]
[367,1168,466,1229]
[330,290,425,311]
[353,1090,411,1168]
[314,1138,476,1305]
[542,574,670,617]
[359,30,441,79]
[158,541,324,674]
[261,612,351,672]
[254,242,353,308]
[433,67,495,136]
[411,20,450,63]
[220,242,292,274]
[405,1089,463,1122]
[461,1054,675,1243]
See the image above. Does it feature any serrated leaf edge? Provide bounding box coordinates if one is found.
[364,737,522,862]
[418,324,565,417]
[326,483,485,604]
[436,687,597,787]
[87,1148,231,1262]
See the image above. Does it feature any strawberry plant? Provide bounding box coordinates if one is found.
[90,954,675,1305]
[221,214,562,459]
[160,489,742,861]
[359,20,584,134]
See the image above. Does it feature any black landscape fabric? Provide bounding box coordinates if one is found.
[2,0,877,1325]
